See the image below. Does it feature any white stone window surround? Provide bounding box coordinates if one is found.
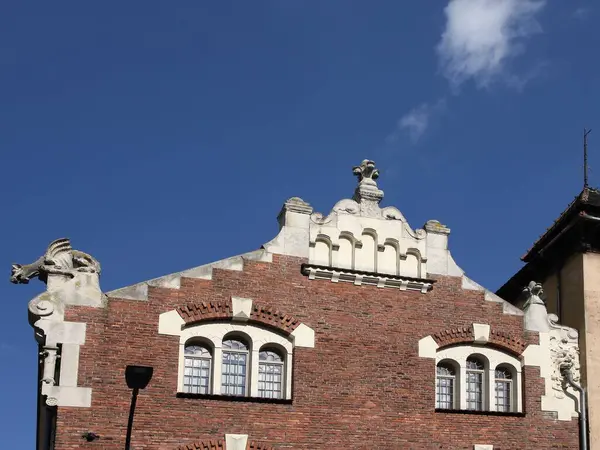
[178,322,294,400]
[435,345,523,413]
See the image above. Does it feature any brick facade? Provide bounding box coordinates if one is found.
[55,254,579,449]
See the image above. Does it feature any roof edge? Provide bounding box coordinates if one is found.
[106,249,273,301]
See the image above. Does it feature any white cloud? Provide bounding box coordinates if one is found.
[391,99,446,143]
[437,0,546,88]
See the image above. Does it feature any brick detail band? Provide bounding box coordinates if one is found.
[433,326,526,355]
[176,441,273,450]
[177,300,301,334]
[488,329,527,355]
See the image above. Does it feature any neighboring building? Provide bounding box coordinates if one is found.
[13,161,582,449]
[498,187,600,449]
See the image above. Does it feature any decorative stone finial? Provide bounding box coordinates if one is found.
[353,159,379,184]
[351,160,384,214]
[522,281,550,332]
[10,238,101,285]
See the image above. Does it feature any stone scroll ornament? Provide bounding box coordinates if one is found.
[10,238,101,285]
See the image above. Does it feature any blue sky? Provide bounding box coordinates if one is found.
[0,1,596,446]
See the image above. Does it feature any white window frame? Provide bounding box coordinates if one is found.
[177,322,293,399]
[258,347,286,399]
[435,345,522,413]
[436,360,459,409]
[466,356,486,411]
[494,365,514,412]
[221,337,250,396]
[183,342,213,394]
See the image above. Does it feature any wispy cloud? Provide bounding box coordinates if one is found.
[389,0,547,144]
[0,342,15,352]
[437,0,546,88]
[389,99,446,143]
[573,7,591,20]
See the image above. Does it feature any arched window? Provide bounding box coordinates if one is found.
[258,348,285,399]
[221,337,249,396]
[466,356,485,411]
[436,362,456,409]
[495,366,513,412]
[183,343,212,394]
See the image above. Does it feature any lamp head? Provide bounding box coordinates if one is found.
[125,365,153,390]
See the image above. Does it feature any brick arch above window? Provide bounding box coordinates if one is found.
[159,297,315,351]
[176,299,301,335]
[431,324,527,356]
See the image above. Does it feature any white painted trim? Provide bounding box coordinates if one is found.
[225,434,248,450]
[231,296,253,322]
[42,385,92,408]
[158,310,185,335]
[291,323,315,348]
[472,323,490,344]
[302,265,433,293]
[418,335,439,358]
[179,322,293,399]
[435,345,522,413]
[159,308,316,400]
[474,445,493,450]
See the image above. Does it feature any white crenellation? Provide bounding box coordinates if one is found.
[264,160,469,283]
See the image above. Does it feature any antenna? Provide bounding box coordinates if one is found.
[584,128,592,189]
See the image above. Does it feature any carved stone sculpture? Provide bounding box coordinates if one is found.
[522,281,550,332]
[10,238,101,285]
[353,159,379,183]
[9,238,100,408]
[548,313,580,397]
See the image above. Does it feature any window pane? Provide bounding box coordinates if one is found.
[259,358,284,399]
[466,371,483,410]
[223,339,248,351]
[495,380,512,412]
[466,357,484,370]
[185,345,211,357]
[436,363,455,409]
[221,351,247,396]
[183,355,211,395]
[259,349,283,363]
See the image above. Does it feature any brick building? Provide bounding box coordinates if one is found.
[14,160,582,449]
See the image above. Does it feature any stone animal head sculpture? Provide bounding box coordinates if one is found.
[10,238,101,285]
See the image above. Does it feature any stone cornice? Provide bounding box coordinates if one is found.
[300,263,434,293]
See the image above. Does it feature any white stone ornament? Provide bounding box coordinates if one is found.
[548,313,580,397]
[12,238,101,409]
[521,281,581,420]
[10,238,101,285]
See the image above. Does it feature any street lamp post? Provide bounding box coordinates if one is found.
[124,365,153,450]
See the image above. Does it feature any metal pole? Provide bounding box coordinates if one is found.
[562,366,588,450]
[124,388,139,450]
[584,128,592,189]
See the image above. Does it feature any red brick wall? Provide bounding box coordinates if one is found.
[57,254,579,449]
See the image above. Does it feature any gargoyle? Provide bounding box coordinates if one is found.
[10,238,101,284]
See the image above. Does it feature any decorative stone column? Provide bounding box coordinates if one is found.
[10,238,105,408]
